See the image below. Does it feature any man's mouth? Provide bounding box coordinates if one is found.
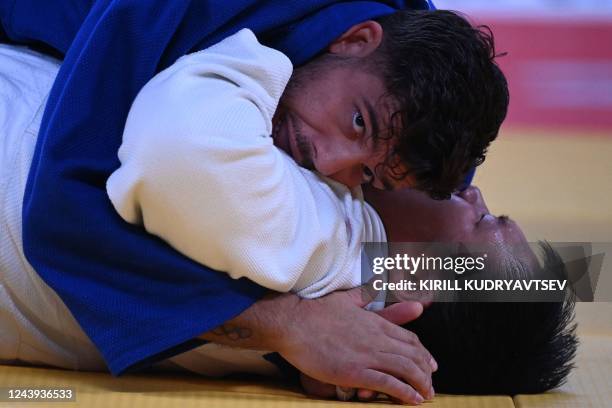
[288,113,316,171]
[274,112,316,171]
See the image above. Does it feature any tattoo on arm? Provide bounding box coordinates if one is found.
[211,324,253,341]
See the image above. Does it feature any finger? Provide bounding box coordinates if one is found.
[373,353,433,400]
[388,344,433,387]
[383,325,438,372]
[358,369,425,405]
[299,373,336,398]
[375,301,423,325]
[382,338,434,380]
[357,389,377,401]
[335,386,356,401]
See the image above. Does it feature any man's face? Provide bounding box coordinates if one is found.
[272,56,412,190]
[364,185,530,248]
[365,185,539,304]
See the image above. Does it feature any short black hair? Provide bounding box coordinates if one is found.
[373,10,509,199]
[403,243,578,394]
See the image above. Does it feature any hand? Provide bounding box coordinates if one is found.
[300,373,379,401]
[276,287,436,405]
[299,298,437,404]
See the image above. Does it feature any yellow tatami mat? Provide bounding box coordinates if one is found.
[474,129,612,243]
[514,334,612,408]
[0,365,517,407]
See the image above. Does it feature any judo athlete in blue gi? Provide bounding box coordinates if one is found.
[0,0,515,404]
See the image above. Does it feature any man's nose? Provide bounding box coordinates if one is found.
[459,186,489,213]
[313,143,371,188]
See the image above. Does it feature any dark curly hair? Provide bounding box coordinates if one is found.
[372,10,509,199]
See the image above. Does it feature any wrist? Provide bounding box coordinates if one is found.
[257,292,301,353]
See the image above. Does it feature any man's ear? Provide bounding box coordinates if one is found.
[328,20,383,58]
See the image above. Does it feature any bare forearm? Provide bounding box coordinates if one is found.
[199,292,298,352]
[200,287,436,404]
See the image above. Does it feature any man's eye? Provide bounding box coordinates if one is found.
[352,111,366,134]
[362,166,374,183]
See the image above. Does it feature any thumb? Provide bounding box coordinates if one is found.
[375,301,424,325]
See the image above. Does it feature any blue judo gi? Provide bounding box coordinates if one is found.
[0,0,434,374]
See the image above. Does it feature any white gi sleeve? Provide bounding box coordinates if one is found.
[106,29,386,296]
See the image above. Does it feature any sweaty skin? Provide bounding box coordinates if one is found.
[300,185,538,401]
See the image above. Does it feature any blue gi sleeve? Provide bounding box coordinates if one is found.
[1,0,433,375]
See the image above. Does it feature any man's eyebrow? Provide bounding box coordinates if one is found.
[363,98,380,140]
[498,215,510,226]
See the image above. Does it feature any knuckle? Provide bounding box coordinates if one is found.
[405,349,426,371]
[378,373,393,389]
[416,366,430,385]
[402,386,418,402]
[407,361,429,389]
[415,368,428,387]
[372,372,389,390]
[416,355,429,371]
